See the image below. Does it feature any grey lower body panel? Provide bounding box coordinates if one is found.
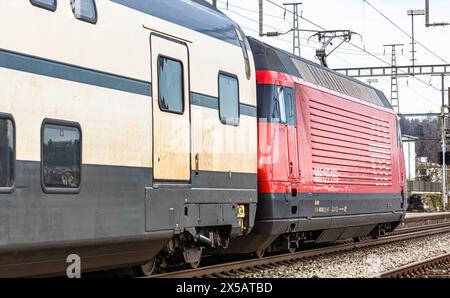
[145,187,257,236]
[0,232,171,278]
[225,192,406,253]
[0,160,257,276]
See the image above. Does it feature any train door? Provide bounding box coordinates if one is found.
[284,87,299,182]
[283,87,300,224]
[275,86,299,222]
[151,34,191,183]
[396,118,406,209]
[274,86,299,183]
[271,86,289,185]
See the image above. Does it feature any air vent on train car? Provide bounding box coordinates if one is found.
[309,100,394,187]
[290,57,384,106]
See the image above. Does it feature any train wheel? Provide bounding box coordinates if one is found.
[255,248,266,259]
[288,245,296,254]
[186,259,201,269]
[183,247,202,269]
[135,258,157,277]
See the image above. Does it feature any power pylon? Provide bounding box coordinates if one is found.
[283,2,302,57]
[384,44,404,113]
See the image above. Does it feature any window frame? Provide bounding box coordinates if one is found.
[30,0,57,12]
[280,86,296,126]
[0,113,16,194]
[218,71,240,126]
[234,27,251,80]
[40,118,82,195]
[397,119,404,149]
[277,86,287,124]
[70,0,98,24]
[157,55,185,115]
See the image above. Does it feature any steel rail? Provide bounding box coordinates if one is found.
[380,252,450,278]
[149,224,450,278]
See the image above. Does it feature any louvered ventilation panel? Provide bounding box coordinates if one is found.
[309,99,393,187]
[290,57,383,107]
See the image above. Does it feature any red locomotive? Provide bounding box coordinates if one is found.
[227,38,407,256]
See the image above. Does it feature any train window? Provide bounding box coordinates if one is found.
[277,87,287,124]
[257,85,295,125]
[30,0,57,11]
[158,56,184,114]
[219,73,240,126]
[70,0,97,24]
[42,120,81,193]
[0,115,15,192]
[397,119,404,149]
[284,88,296,126]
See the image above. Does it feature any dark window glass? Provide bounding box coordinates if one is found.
[283,87,296,126]
[158,57,184,114]
[0,118,14,189]
[277,87,287,124]
[70,0,97,24]
[397,120,403,149]
[257,85,296,125]
[43,123,81,189]
[219,74,239,126]
[30,0,56,11]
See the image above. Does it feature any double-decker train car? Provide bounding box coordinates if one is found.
[0,0,257,277]
[225,38,407,256]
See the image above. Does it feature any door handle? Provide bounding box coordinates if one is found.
[195,154,199,176]
[285,185,290,202]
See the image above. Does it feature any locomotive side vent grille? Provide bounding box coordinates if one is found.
[309,99,393,187]
[291,57,384,107]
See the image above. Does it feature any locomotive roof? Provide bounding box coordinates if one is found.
[111,0,247,47]
[248,37,392,109]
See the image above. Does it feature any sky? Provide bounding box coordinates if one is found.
[208,0,450,114]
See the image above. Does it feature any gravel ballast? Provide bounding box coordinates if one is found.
[237,233,450,278]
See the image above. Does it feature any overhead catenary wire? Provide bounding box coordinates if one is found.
[218,0,445,105]
[363,0,449,65]
[218,5,372,60]
[216,0,444,111]
[220,7,318,50]
[218,2,386,59]
[217,2,321,47]
[217,0,291,22]
[265,0,446,95]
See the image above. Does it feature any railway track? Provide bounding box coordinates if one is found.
[380,252,450,278]
[149,221,450,278]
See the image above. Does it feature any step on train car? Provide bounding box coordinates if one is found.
[224,38,407,256]
[0,0,257,277]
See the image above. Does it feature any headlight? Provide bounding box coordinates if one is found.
[237,204,246,219]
